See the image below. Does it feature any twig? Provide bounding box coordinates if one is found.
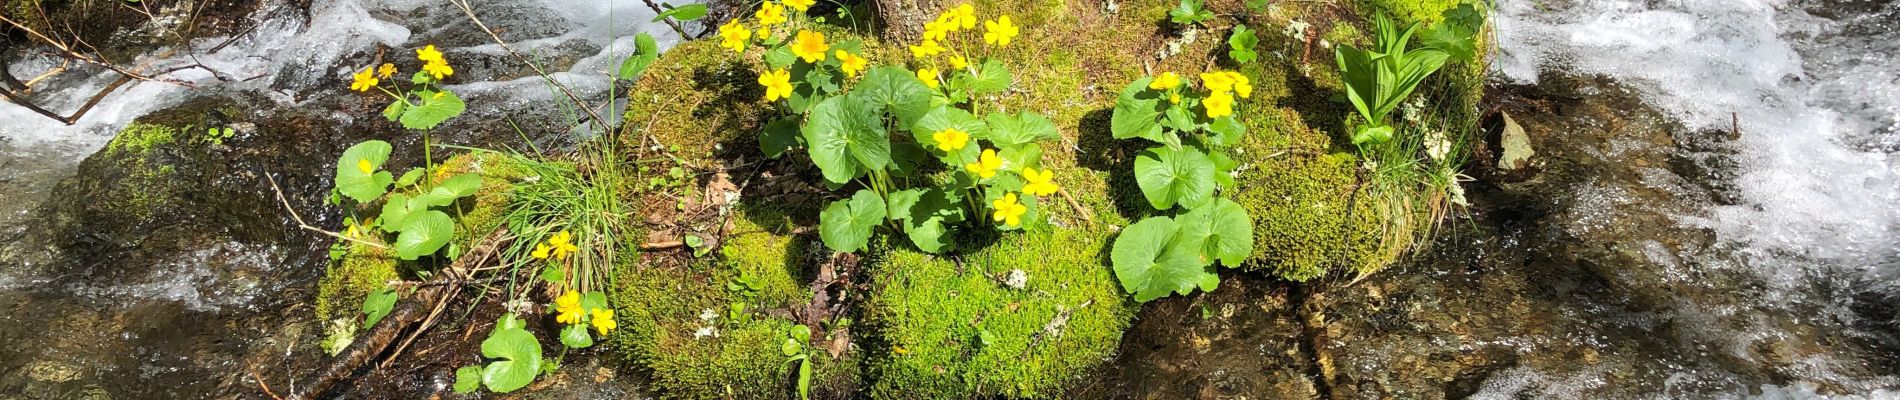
[640,0,691,38]
[1055,186,1093,226]
[1020,299,1092,356]
[640,240,684,250]
[378,229,508,369]
[250,365,286,400]
[448,0,611,131]
[264,173,390,250]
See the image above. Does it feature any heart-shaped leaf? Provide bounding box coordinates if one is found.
[818,190,886,253]
[1111,77,1177,146]
[435,173,483,197]
[559,324,594,349]
[911,106,985,163]
[392,210,455,260]
[362,287,397,327]
[968,58,1012,95]
[802,96,889,184]
[335,141,394,203]
[985,111,1059,148]
[453,365,482,393]
[889,188,962,253]
[652,3,708,21]
[619,33,661,81]
[400,90,467,130]
[1112,217,1219,302]
[854,66,935,126]
[480,319,543,393]
[1134,146,1216,210]
[760,117,803,159]
[1176,198,1255,267]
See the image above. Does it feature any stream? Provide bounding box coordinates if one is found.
[1,0,1897,398]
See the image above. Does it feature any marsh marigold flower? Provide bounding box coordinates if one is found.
[422,60,454,80]
[949,54,969,70]
[719,20,752,53]
[965,148,1002,178]
[590,308,617,335]
[783,0,815,12]
[791,30,829,63]
[759,69,793,101]
[1228,72,1253,99]
[1022,167,1059,197]
[836,50,868,77]
[933,128,970,152]
[909,39,945,59]
[532,243,553,259]
[947,3,977,30]
[917,67,941,89]
[554,290,584,325]
[756,2,787,25]
[416,44,443,63]
[548,230,578,260]
[922,19,951,42]
[984,15,1018,47]
[349,66,378,92]
[356,158,375,174]
[1201,71,1235,94]
[1203,91,1235,118]
[376,63,396,79]
[1149,72,1181,90]
[991,192,1028,227]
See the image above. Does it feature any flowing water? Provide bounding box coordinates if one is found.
[0,0,683,397]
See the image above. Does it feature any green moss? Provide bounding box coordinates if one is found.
[1232,151,1390,281]
[314,242,400,323]
[107,123,177,154]
[429,153,529,249]
[865,227,1135,399]
[1365,0,1462,26]
[605,202,857,399]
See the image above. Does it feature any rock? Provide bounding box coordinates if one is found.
[1496,112,1534,171]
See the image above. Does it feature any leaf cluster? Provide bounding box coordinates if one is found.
[330,140,484,260]
[1335,5,1486,146]
[1169,0,1215,27]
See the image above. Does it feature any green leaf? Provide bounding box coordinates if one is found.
[1205,115,1247,147]
[782,337,802,356]
[791,324,812,343]
[764,44,796,70]
[998,143,1044,173]
[1228,24,1259,63]
[378,193,418,228]
[760,117,802,159]
[1111,78,1176,146]
[797,359,813,400]
[394,168,424,188]
[968,58,1011,94]
[802,96,890,184]
[1176,198,1254,266]
[1422,4,1485,62]
[1111,217,1218,302]
[1133,146,1216,210]
[335,140,394,203]
[382,100,406,122]
[411,187,461,208]
[1210,151,1237,190]
[580,291,610,313]
[400,90,467,130]
[1353,124,1395,145]
[651,3,708,21]
[539,264,565,284]
[454,366,482,394]
[819,190,886,253]
[984,111,1059,147]
[854,66,935,126]
[911,106,985,163]
[436,173,483,197]
[480,320,544,393]
[1335,45,1380,124]
[889,188,961,253]
[362,287,397,327]
[392,210,455,260]
[1169,0,1213,25]
[618,33,661,81]
[497,314,528,331]
[560,324,594,349]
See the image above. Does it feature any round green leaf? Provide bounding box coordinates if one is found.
[480,326,543,393]
[818,190,887,253]
[393,210,455,260]
[436,173,483,197]
[911,106,986,163]
[968,58,1012,95]
[1177,198,1255,267]
[984,111,1059,147]
[1111,217,1219,302]
[760,117,802,159]
[453,366,482,394]
[855,66,935,126]
[335,140,394,203]
[559,324,594,349]
[378,193,419,229]
[362,287,397,327]
[618,32,661,81]
[1133,146,1217,210]
[1111,77,1177,146]
[802,96,889,185]
[400,90,467,130]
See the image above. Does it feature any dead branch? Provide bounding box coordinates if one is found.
[640,0,691,38]
[264,173,391,250]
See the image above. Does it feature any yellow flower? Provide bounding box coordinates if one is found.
[718,20,752,53]
[355,158,374,174]
[791,30,829,63]
[909,39,945,59]
[590,308,617,335]
[1201,71,1235,94]
[948,3,977,30]
[349,66,378,92]
[376,63,396,79]
[755,2,787,25]
[757,26,771,39]
[1149,72,1181,90]
[532,243,552,259]
[422,60,453,80]
[922,20,951,42]
[984,15,1019,47]
[554,290,583,325]
[932,128,970,152]
[416,44,443,63]
[548,230,578,260]
[1169,92,1182,104]
[783,0,815,12]
[836,50,868,77]
[1203,90,1235,119]
[759,69,793,101]
[964,148,1002,179]
[1022,167,1059,197]
[917,67,941,89]
[991,192,1028,227]
[1228,72,1253,99]
[949,54,968,70]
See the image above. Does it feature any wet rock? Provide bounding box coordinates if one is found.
[1496,112,1533,171]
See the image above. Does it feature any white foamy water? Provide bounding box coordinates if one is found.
[1493,0,1900,271]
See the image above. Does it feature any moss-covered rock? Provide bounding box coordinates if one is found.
[864,227,1136,399]
[313,242,398,323]
[606,202,860,399]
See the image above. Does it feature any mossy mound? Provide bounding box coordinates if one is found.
[314,243,399,323]
[606,202,860,399]
[864,228,1136,399]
